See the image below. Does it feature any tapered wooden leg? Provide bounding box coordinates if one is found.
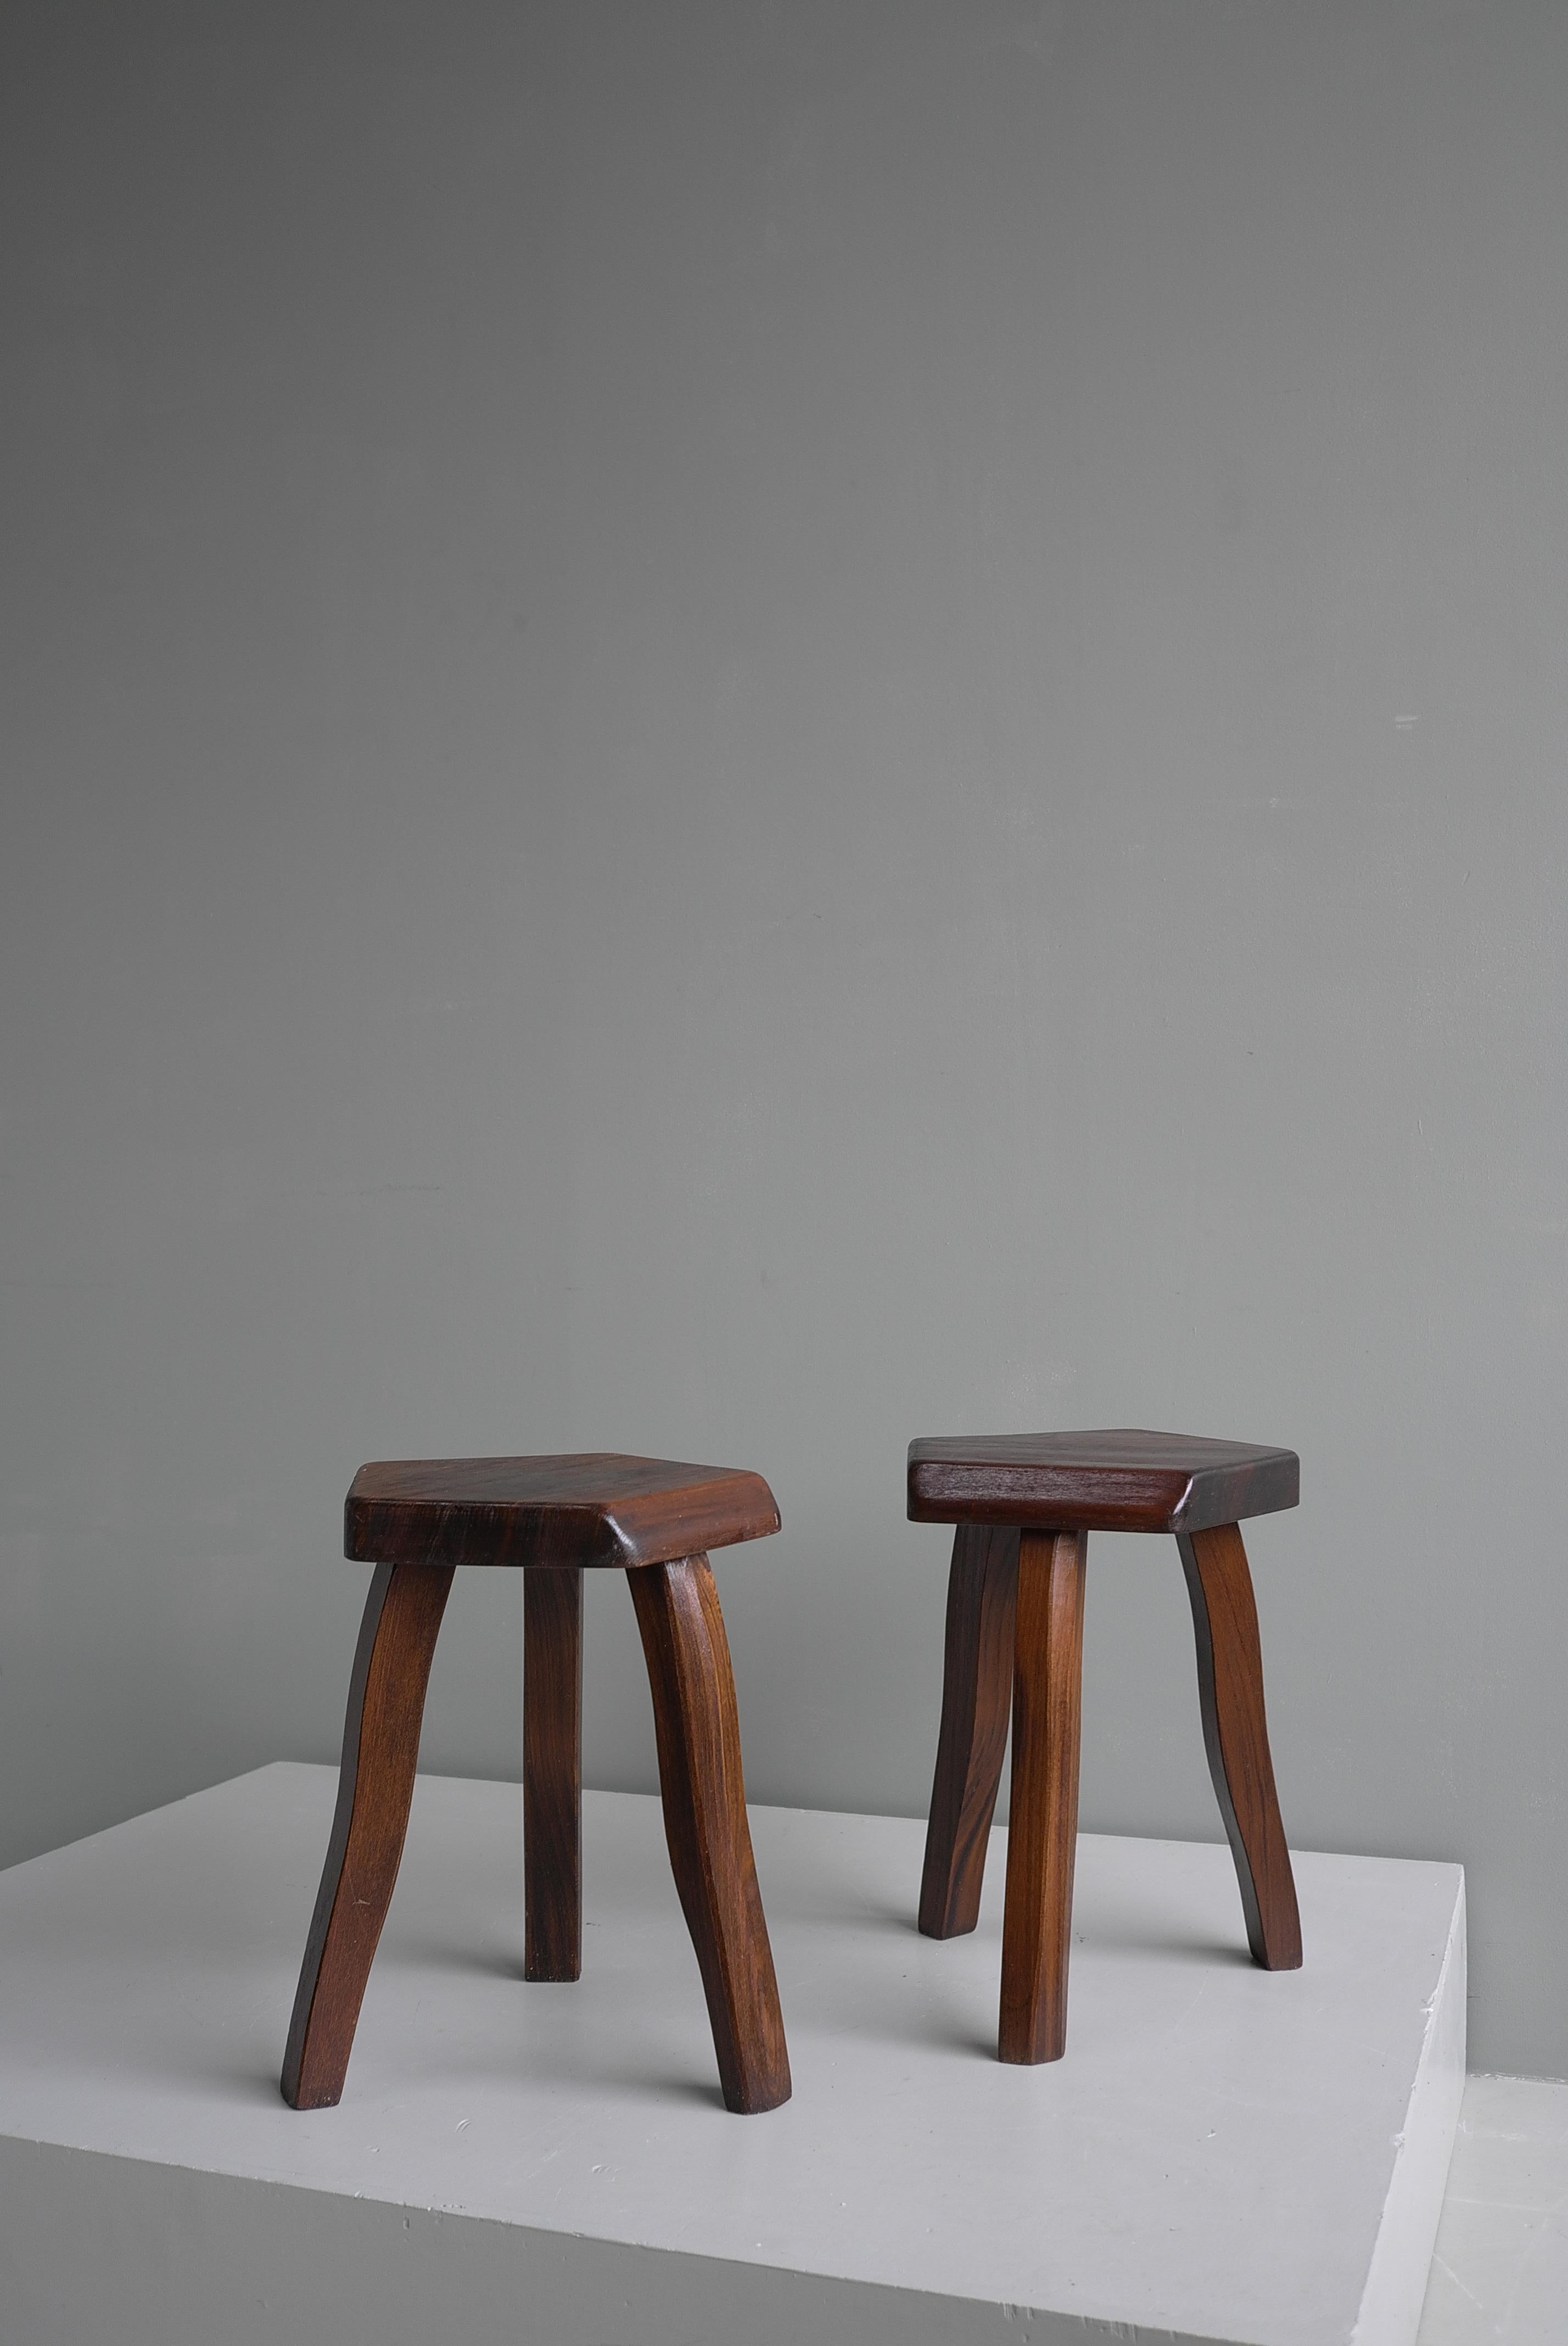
[524,1566,583,1982]
[1178,1523,1302,1970]
[919,1524,1021,1938]
[281,1560,455,2109]
[628,1555,791,2114]
[999,1529,1088,2064]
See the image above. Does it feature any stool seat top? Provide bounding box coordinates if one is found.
[345,1454,780,1572]
[907,1429,1297,1535]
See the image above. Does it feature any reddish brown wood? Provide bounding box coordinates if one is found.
[629,1556,792,2114]
[346,1454,780,1572]
[919,1524,1020,1939]
[908,1429,1298,1535]
[524,1566,583,1982]
[1178,1523,1302,1970]
[999,1530,1087,2065]
[281,1560,455,2109]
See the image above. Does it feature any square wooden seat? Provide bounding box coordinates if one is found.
[911,1428,1302,2065]
[282,1454,791,2118]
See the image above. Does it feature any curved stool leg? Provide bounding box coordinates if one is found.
[919,1524,1020,1938]
[629,1555,792,2114]
[1178,1523,1302,1970]
[524,1566,584,1981]
[281,1560,455,2109]
[999,1529,1087,2064]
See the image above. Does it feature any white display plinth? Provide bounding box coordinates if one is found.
[0,1764,1463,2346]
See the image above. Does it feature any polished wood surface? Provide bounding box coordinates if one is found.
[523,1566,583,1982]
[288,1454,791,2115]
[918,1524,1020,1940]
[908,1429,1298,1535]
[999,1531,1088,2064]
[912,1425,1303,2063]
[629,1556,792,2114]
[281,1559,455,2108]
[346,1453,781,1572]
[1178,1524,1302,1970]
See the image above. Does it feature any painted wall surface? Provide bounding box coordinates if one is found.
[3,2,1566,2073]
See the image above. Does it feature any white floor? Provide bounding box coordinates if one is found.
[1418,2074,1568,2344]
[0,1763,1465,2345]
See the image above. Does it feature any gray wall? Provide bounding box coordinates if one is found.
[3,1,1566,2074]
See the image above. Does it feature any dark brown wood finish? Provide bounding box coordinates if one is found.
[629,1555,792,2115]
[911,1425,1303,2066]
[281,1560,455,2109]
[999,1531,1088,2064]
[909,1429,1298,1535]
[346,1453,780,1573]
[523,1566,583,1982]
[918,1524,1020,1939]
[1178,1523,1302,1970]
[286,1453,790,2116]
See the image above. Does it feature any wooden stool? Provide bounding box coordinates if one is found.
[910,1429,1302,2065]
[281,1454,792,2116]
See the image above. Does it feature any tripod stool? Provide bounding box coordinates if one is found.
[911,1428,1302,2064]
[282,1453,792,2116]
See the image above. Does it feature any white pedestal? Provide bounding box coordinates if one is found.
[0,1764,1463,2346]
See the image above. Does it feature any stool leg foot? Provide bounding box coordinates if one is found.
[999,1529,1087,2064]
[1178,1523,1302,1970]
[281,1561,455,2109]
[524,1566,583,1981]
[919,1524,1020,1938]
[629,1556,792,2114]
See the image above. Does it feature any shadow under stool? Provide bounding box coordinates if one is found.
[910,1428,1303,2065]
[281,1454,792,2117]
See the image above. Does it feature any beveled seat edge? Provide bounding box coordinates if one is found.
[344,1468,781,1571]
[906,1446,1298,1534]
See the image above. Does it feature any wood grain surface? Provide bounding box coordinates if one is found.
[629,1556,792,2114]
[918,1524,1020,1940]
[1178,1523,1303,1970]
[999,1530,1088,2065]
[281,1560,455,2108]
[346,1453,781,1572]
[524,1565,583,1982]
[908,1429,1298,1534]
